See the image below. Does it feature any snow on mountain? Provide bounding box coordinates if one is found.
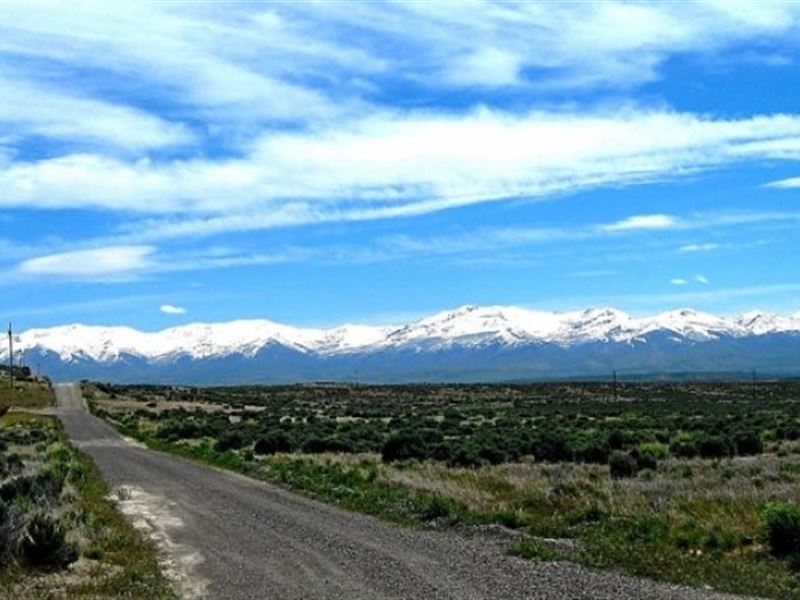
[382,305,563,348]
[735,311,800,335]
[559,308,637,343]
[5,305,800,365]
[637,309,742,341]
[313,324,397,354]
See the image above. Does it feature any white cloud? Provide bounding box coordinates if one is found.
[0,3,798,243]
[17,246,155,279]
[290,1,800,90]
[0,75,193,151]
[2,110,800,238]
[160,304,187,315]
[679,243,719,253]
[602,214,677,232]
[669,274,708,287]
[765,176,800,188]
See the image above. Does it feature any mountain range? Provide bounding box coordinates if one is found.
[6,305,800,384]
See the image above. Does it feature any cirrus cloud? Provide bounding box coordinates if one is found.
[17,245,155,279]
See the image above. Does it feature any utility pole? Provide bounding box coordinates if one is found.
[7,323,13,392]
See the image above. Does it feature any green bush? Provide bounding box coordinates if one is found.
[733,431,763,456]
[509,538,558,561]
[381,431,429,462]
[699,436,730,459]
[0,453,23,478]
[627,514,670,546]
[671,437,699,458]
[254,431,292,455]
[608,451,638,478]
[0,500,16,566]
[21,513,78,569]
[419,495,472,525]
[761,502,800,556]
[214,431,246,452]
[634,443,667,471]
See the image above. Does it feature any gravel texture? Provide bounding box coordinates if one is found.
[54,384,749,600]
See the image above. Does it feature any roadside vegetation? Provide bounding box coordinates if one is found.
[86,380,800,598]
[0,366,55,410]
[0,370,173,599]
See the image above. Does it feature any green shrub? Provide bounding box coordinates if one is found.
[0,471,63,503]
[0,500,17,566]
[566,504,607,526]
[530,431,572,462]
[494,508,527,529]
[699,436,731,459]
[733,431,763,456]
[608,451,638,478]
[254,431,292,455]
[0,453,23,478]
[419,495,472,525]
[214,431,246,452]
[21,513,78,569]
[446,443,483,467]
[626,514,670,546]
[671,439,698,458]
[381,431,429,462]
[762,502,800,556]
[509,538,558,561]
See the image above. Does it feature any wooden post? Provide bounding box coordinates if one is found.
[7,323,13,392]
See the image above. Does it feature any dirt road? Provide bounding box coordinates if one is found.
[54,383,744,600]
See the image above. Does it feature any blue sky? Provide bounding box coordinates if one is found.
[2,1,800,330]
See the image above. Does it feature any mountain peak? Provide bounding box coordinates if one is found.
[5,305,800,365]
[7,305,800,383]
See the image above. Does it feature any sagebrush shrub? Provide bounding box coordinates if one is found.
[254,431,292,455]
[214,431,246,452]
[608,451,638,478]
[733,431,763,456]
[699,436,730,459]
[762,502,800,556]
[381,431,429,462]
[21,513,78,568]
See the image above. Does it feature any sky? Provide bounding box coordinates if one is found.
[2,1,800,331]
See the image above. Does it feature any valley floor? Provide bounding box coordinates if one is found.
[72,382,778,599]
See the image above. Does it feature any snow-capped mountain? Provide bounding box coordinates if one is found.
[5,305,800,383]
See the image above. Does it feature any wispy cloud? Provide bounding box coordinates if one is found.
[679,243,720,253]
[3,111,800,238]
[0,3,799,244]
[764,176,800,188]
[601,214,677,232]
[670,274,709,287]
[0,74,193,152]
[16,246,155,280]
[567,269,616,278]
[364,210,800,264]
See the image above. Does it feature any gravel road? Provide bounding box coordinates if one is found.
[54,383,748,600]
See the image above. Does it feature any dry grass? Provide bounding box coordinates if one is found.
[0,376,53,409]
